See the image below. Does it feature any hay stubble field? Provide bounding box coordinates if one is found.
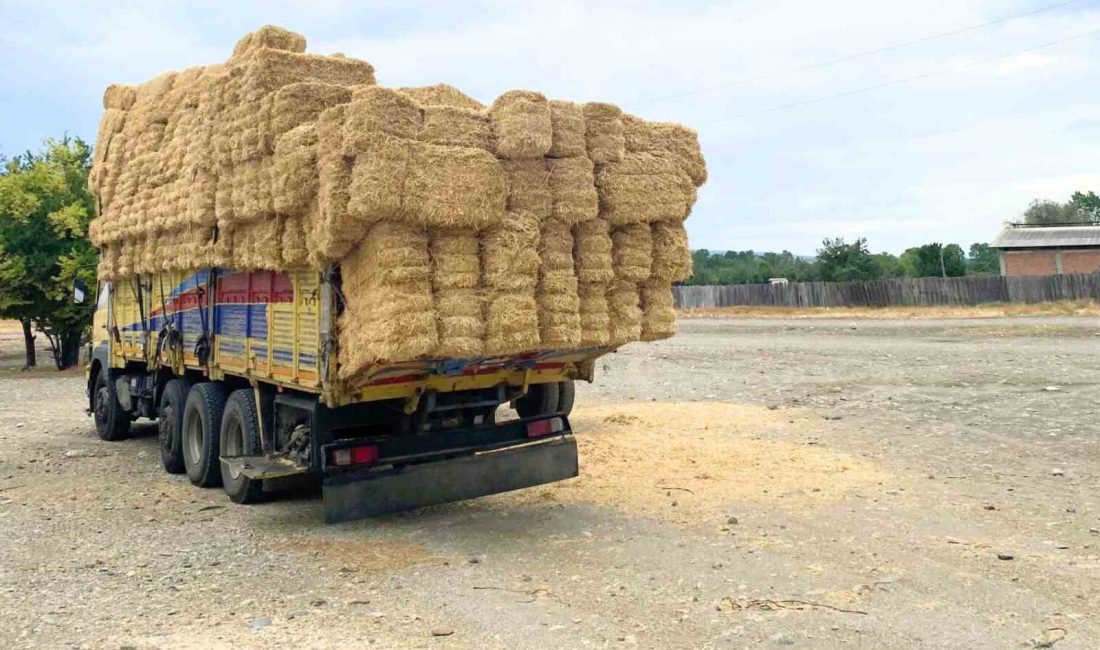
[1,315,1098,649]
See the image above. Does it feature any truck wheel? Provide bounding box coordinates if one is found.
[182,382,228,488]
[220,389,265,504]
[557,380,575,416]
[515,382,560,418]
[157,378,191,474]
[92,370,130,441]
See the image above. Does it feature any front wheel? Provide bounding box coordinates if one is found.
[93,371,130,441]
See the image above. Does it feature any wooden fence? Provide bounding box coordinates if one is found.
[673,273,1100,309]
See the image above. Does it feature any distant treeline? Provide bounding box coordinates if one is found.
[683,239,998,286]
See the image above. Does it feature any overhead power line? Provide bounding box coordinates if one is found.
[635,0,1089,107]
[702,26,1100,124]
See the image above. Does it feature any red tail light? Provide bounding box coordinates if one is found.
[526,417,564,438]
[331,445,379,467]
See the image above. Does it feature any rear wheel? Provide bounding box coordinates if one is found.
[92,371,130,441]
[220,389,265,504]
[515,382,560,418]
[557,380,575,416]
[158,378,191,474]
[182,382,228,488]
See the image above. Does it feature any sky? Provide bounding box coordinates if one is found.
[1,0,1098,256]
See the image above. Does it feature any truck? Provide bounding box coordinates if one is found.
[86,267,604,522]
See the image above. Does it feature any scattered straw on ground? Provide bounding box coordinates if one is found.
[281,537,437,574]
[681,300,1100,320]
[502,401,885,523]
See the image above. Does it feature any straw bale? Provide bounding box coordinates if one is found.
[271,82,352,139]
[103,84,137,110]
[343,87,423,153]
[403,142,508,229]
[431,229,480,290]
[483,293,540,356]
[281,214,310,266]
[583,102,624,164]
[399,84,484,110]
[232,25,307,59]
[547,100,586,158]
[481,212,540,291]
[595,152,693,225]
[577,282,610,346]
[539,220,574,273]
[273,123,319,215]
[337,284,437,377]
[241,48,375,99]
[501,158,551,220]
[623,114,707,186]
[548,156,597,225]
[419,105,493,151]
[650,220,692,282]
[612,223,653,282]
[573,218,613,283]
[434,289,484,358]
[489,90,552,160]
[346,133,411,224]
[341,221,431,292]
[607,280,641,347]
[230,157,275,222]
[311,105,359,261]
[640,280,676,341]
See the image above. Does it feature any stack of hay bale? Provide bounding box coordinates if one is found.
[88,25,705,376]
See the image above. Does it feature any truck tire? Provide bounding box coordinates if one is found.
[515,382,560,418]
[557,380,575,416]
[220,389,265,504]
[157,378,191,474]
[182,382,228,488]
[93,370,130,441]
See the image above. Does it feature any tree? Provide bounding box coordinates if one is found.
[814,237,881,282]
[967,242,999,275]
[1067,191,1100,223]
[0,137,97,369]
[909,243,966,277]
[1023,199,1074,225]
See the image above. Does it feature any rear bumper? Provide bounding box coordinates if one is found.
[322,436,578,523]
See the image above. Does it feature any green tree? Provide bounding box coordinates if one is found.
[1023,199,1073,225]
[966,242,999,275]
[1067,191,1100,223]
[909,243,966,277]
[0,137,97,369]
[814,237,881,282]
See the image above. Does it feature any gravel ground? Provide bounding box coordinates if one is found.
[1,316,1098,649]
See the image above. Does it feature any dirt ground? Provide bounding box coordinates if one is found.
[1,316,1098,649]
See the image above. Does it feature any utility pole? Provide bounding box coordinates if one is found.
[939,245,946,277]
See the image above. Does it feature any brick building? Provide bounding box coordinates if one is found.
[991,224,1100,276]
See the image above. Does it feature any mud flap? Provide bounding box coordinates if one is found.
[322,437,578,523]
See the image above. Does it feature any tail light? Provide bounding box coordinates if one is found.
[331,445,379,467]
[526,417,564,438]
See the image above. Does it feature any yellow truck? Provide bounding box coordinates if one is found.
[87,267,603,522]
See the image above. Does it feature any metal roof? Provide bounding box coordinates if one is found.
[991,225,1100,249]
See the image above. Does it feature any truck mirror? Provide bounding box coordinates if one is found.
[73,278,87,304]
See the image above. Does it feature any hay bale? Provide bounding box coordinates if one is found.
[623,114,707,187]
[489,90,552,160]
[232,25,308,58]
[483,293,540,356]
[342,221,431,290]
[607,280,641,347]
[537,221,580,349]
[281,214,310,266]
[595,152,693,225]
[547,100,586,158]
[343,87,423,153]
[311,104,361,262]
[612,223,652,282]
[103,84,137,110]
[346,133,411,224]
[419,105,493,151]
[577,282,610,346]
[273,123,319,215]
[501,159,551,220]
[399,83,484,110]
[402,142,508,229]
[481,212,540,291]
[650,220,692,282]
[241,48,375,99]
[548,157,597,225]
[583,102,624,164]
[431,229,480,290]
[271,82,352,139]
[573,218,613,283]
[431,229,484,357]
[640,280,676,341]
